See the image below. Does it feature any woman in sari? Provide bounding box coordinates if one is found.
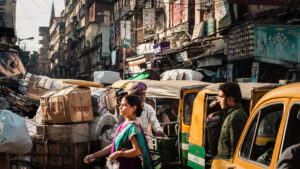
[84,95,152,169]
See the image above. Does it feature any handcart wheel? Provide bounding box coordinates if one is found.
[10,159,33,169]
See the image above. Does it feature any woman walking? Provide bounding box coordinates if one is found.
[84,95,152,169]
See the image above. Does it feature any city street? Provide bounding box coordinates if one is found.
[0,0,300,168]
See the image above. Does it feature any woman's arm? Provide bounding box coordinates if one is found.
[109,136,142,160]
[84,144,112,164]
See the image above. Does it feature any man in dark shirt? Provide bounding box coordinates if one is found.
[215,82,248,159]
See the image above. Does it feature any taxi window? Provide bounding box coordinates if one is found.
[183,93,197,125]
[281,103,300,155]
[240,103,283,167]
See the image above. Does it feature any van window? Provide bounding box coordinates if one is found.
[183,93,197,125]
[239,103,283,167]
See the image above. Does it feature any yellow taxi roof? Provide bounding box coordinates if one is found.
[256,82,300,103]
[112,80,210,99]
[204,82,279,100]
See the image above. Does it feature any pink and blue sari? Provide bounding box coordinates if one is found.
[111,121,152,169]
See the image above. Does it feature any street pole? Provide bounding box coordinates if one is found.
[123,46,125,79]
[122,21,126,80]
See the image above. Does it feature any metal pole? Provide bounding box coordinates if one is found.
[123,46,125,79]
[123,21,126,79]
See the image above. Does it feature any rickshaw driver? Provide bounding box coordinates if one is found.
[130,82,165,137]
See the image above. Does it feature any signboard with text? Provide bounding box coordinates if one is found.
[137,42,154,56]
[215,0,232,29]
[206,18,215,36]
[153,42,170,55]
[254,25,300,64]
[120,21,131,47]
[143,9,155,37]
[128,58,146,74]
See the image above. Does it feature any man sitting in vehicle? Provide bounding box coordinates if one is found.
[207,100,224,157]
[215,82,248,159]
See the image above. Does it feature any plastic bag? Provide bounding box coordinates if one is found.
[161,69,204,81]
[0,97,9,110]
[106,158,120,169]
[93,71,121,84]
[0,110,32,154]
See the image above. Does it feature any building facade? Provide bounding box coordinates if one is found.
[38,27,51,76]
[40,0,300,82]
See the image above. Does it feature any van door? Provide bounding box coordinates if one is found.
[179,89,202,165]
[212,98,288,169]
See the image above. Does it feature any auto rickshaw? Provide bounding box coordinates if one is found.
[211,82,300,169]
[112,80,210,168]
[188,83,280,169]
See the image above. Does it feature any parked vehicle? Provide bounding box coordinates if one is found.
[188,83,280,169]
[210,82,300,169]
[112,80,210,168]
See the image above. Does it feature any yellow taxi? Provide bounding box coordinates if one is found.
[212,82,300,169]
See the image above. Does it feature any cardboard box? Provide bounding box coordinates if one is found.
[40,86,93,124]
[36,123,89,143]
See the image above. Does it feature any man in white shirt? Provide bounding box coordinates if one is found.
[113,82,164,136]
[129,82,164,136]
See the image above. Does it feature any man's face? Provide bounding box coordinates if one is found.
[134,90,146,105]
[217,90,230,110]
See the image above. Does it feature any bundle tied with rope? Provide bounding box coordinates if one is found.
[20,72,71,100]
[40,86,94,124]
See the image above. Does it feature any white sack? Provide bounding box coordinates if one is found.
[93,71,121,84]
[161,69,204,81]
[0,110,32,154]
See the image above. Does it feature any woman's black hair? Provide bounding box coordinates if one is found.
[123,95,143,117]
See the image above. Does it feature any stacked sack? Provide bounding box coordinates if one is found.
[20,72,71,100]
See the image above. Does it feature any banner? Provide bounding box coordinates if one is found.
[137,42,154,56]
[114,21,120,47]
[254,25,300,63]
[215,0,232,29]
[120,21,131,47]
[143,8,155,37]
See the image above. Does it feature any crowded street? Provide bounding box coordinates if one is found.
[1,0,300,169]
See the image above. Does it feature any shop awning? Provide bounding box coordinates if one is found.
[128,71,150,80]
